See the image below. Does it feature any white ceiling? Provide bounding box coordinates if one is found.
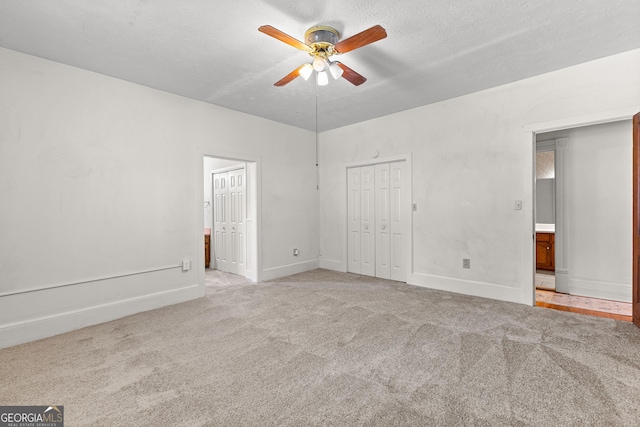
[1,1,638,132]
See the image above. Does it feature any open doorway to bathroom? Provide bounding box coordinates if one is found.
[204,158,246,275]
[533,121,633,321]
[534,144,556,292]
[200,154,260,283]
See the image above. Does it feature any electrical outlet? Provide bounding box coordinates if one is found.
[182,260,190,271]
[293,248,299,256]
[462,258,470,269]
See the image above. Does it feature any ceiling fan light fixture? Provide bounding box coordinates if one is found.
[329,62,343,79]
[299,63,313,80]
[313,56,328,72]
[259,24,386,87]
[317,71,329,86]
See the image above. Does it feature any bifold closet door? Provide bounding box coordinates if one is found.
[213,168,246,275]
[375,163,391,279]
[389,161,407,282]
[348,166,375,276]
[348,161,406,281]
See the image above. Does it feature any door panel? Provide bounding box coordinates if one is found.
[390,161,406,281]
[351,231,360,268]
[347,168,361,274]
[212,168,245,275]
[375,163,391,279]
[237,172,245,266]
[361,166,375,276]
[213,172,229,271]
[227,168,246,275]
[230,174,237,272]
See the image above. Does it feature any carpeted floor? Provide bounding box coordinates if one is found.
[1,269,639,426]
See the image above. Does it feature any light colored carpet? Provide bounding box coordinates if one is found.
[1,269,640,426]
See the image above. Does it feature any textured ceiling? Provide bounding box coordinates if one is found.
[0,1,639,131]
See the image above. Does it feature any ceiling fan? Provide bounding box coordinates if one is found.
[258,24,387,87]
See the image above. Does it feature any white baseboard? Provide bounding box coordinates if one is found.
[555,269,570,294]
[0,284,202,349]
[569,278,632,303]
[318,258,347,272]
[261,259,319,281]
[409,272,525,305]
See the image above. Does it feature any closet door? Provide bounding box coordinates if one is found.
[360,166,375,276]
[228,168,246,276]
[348,166,375,276]
[347,161,406,281]
[389,161,407,281]
[213,172,229,271]
[347,168,362,274]
[375,163,391,279]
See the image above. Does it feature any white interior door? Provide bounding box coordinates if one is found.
[347,168,361,274]
[360,166,375,276]
[348,166,375,276]
[228,168,246,276]
[375,163,391,279]
[213,167,246,274]
[390,161,407,281]
[213,172,228,271]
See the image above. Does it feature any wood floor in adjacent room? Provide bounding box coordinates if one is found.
[535,271,632,322]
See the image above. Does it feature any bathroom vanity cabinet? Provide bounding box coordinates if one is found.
[536,232,555,271]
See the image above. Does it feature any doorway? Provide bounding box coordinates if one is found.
[534,141,558,292]
[347,159,410,282]
[198,152,260,284]
[531,119,634,320]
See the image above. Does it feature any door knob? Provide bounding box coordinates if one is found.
[364,225,369,230]
[222,226,226,231]
[232,227,235,231]
[381,225,386,230]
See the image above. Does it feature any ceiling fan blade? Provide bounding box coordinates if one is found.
[337,63,367,86]
[274,64,306,87]
[258,25,312,53]
[334,25,387,54]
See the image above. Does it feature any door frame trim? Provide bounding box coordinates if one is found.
[196,148,262,286]
[633,112,640,327]
[343,153,413,281]
[523,107,637,306]
[211,165,245,174]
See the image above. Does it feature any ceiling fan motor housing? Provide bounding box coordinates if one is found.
[305,26,339,53]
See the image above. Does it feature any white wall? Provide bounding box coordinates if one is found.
[536,179,555,224]
[538,121,632,302]
[0,47,318,348]
[1,45,638,349]
[318,48,640,305]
